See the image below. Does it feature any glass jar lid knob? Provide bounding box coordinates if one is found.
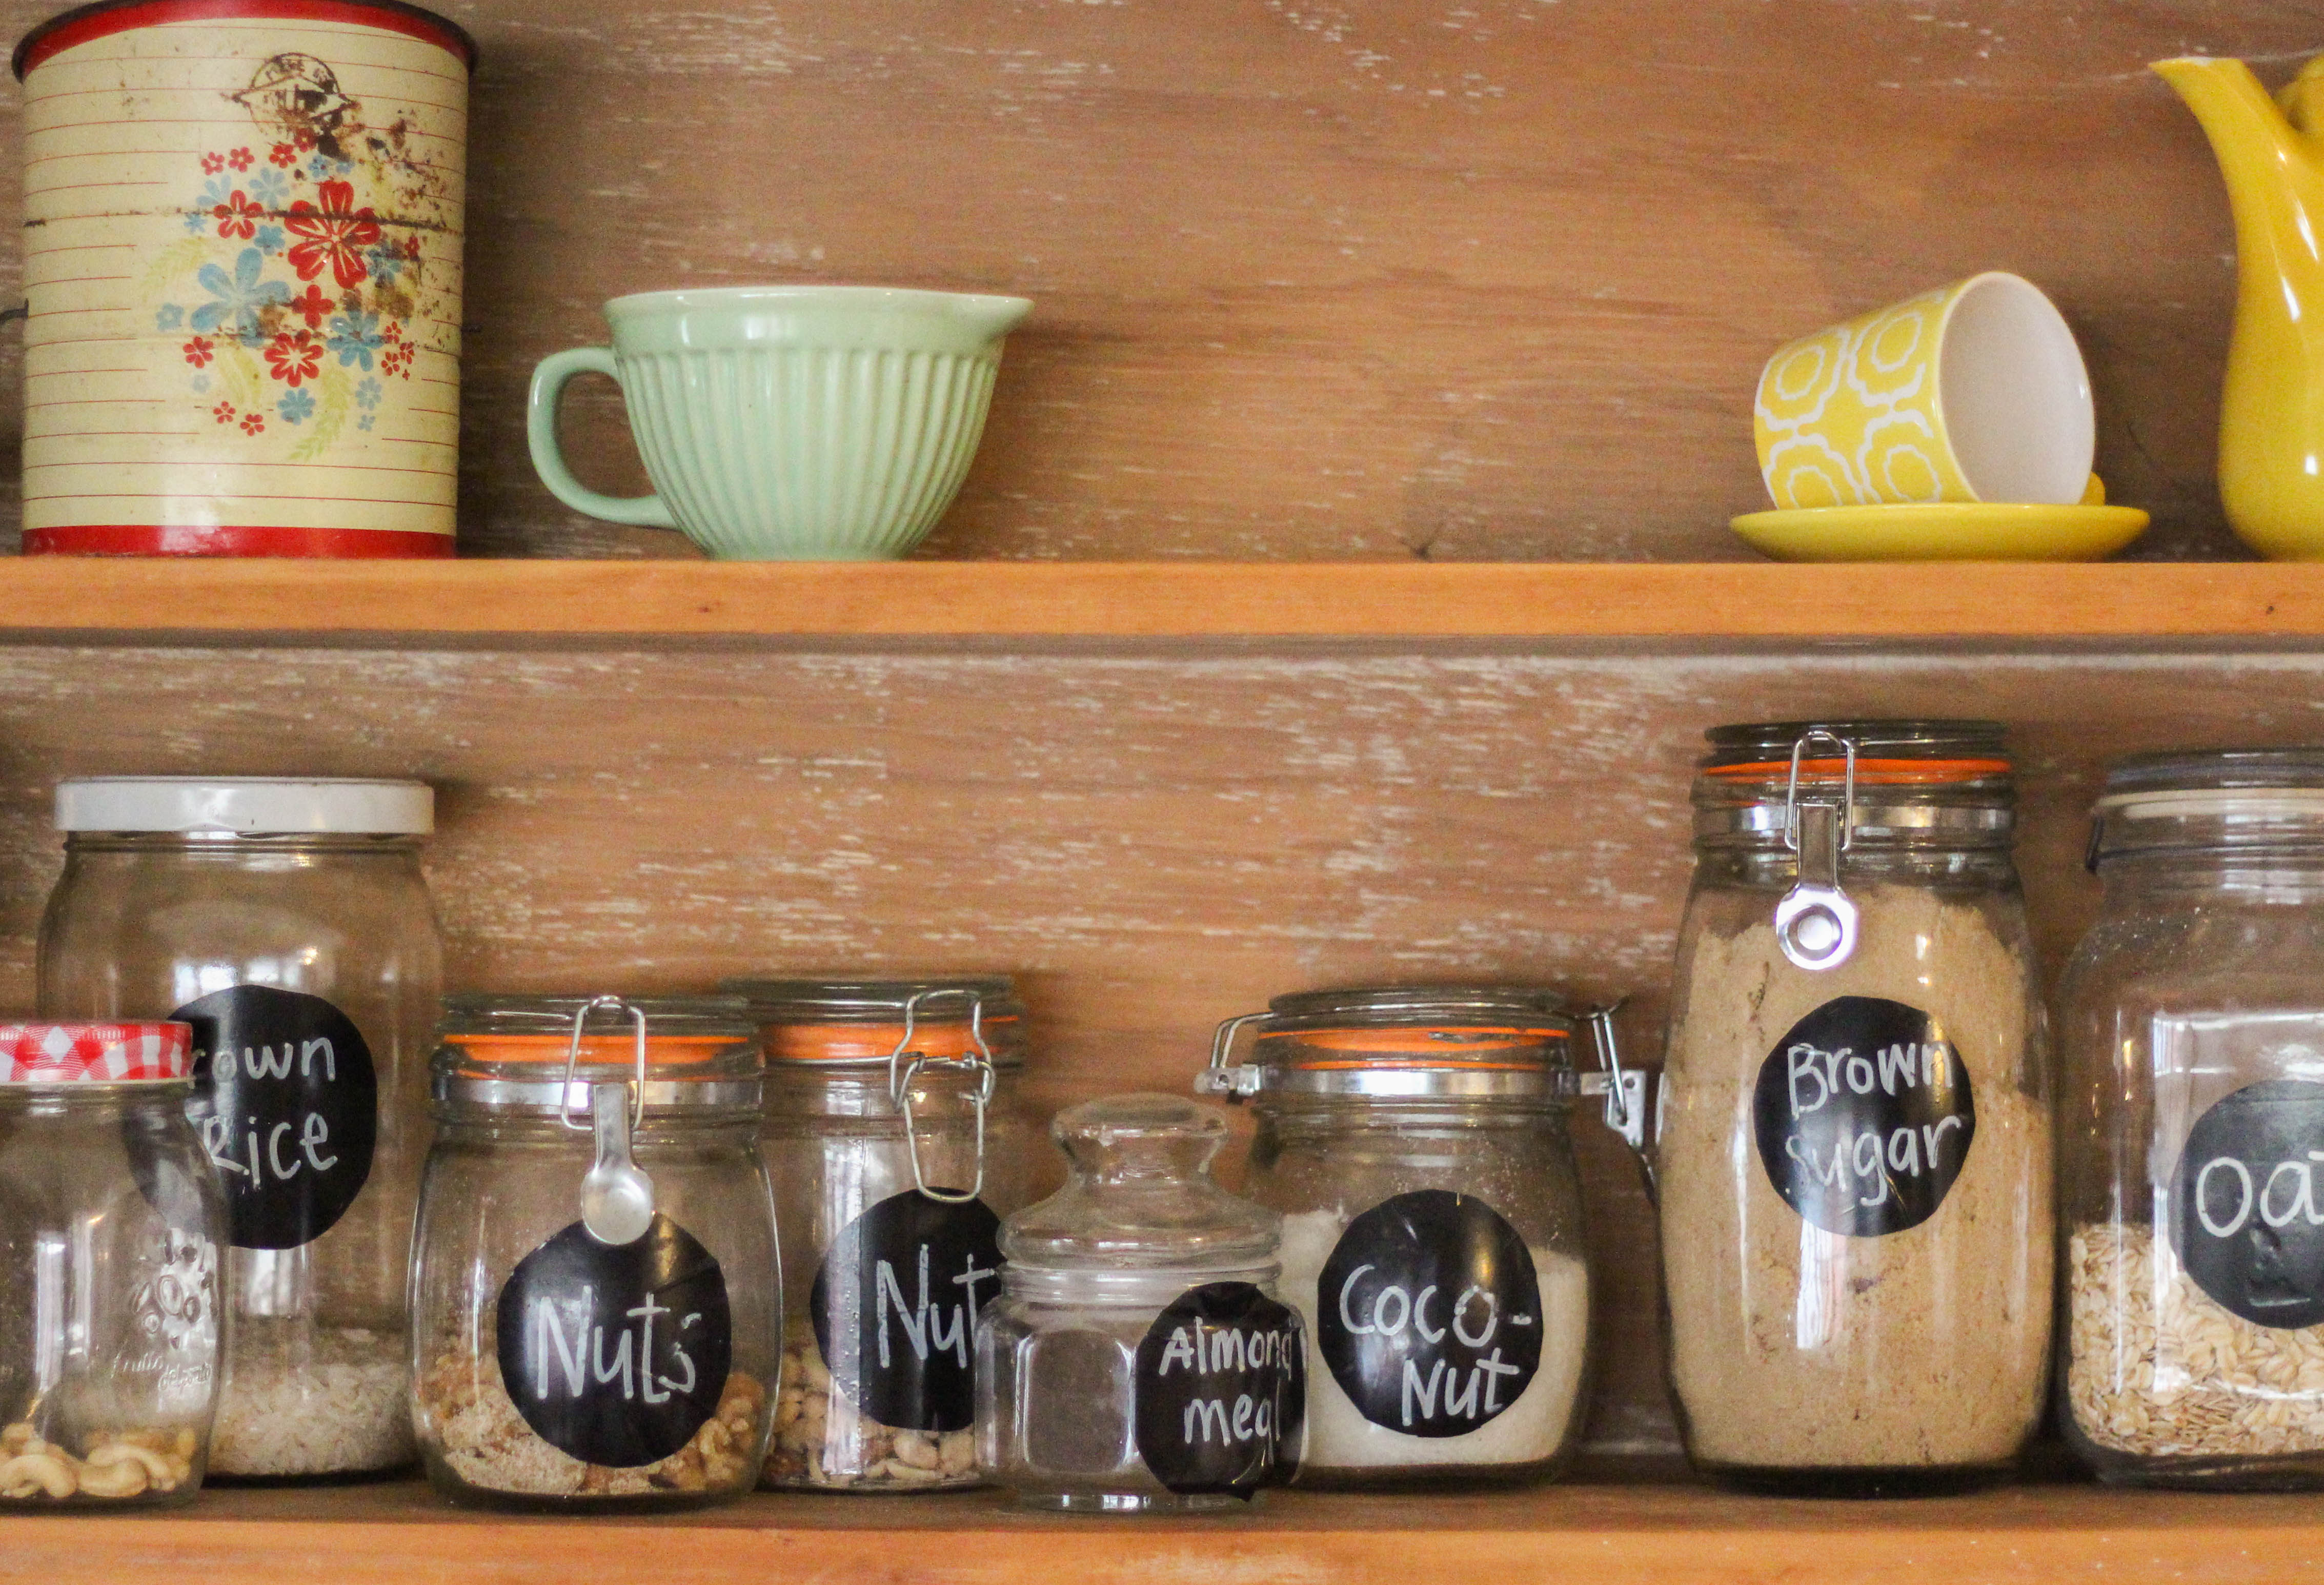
[562,995,656,1245]
[1776,729,1861,971]
[888,987,999,1205]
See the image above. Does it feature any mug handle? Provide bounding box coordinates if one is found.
[526,347,678,529]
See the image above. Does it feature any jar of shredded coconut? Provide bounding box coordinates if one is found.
[2058,750,2324,1489]
[1660,720,2051,1496]
[1201,986,1598,1487]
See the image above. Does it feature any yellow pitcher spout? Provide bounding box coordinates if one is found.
[2155,54,2324,556]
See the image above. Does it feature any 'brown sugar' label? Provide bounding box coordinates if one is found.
[1752,995,1977,1237]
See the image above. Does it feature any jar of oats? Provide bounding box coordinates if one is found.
[2059,750,2324,1489]
[1660,720,2051,1496]
[732,977,1034,1491]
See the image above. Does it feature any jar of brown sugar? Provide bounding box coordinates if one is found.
[1659,720,2052,1496]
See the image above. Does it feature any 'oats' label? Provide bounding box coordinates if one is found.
[496,1213,733,1468]
[1752,995,1977,1237]
[1317,1190,1542,1437]
[172,985,375,1250]
[1134,1282,1303,1498]
[2172,1079,2324,1330]
[810,1189,1003,1434]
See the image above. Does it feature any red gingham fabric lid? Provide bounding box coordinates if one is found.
[0,1023,191,1083]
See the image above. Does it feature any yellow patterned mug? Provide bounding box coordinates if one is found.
[1753,273,2093,510]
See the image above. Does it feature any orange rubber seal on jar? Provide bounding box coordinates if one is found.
[764,1018,1019,1063]
[1704,757,2010,786]
[440,1033,737,1066]
[1261,1025,1568,1066]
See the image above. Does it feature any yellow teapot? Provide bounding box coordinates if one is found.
[2157,55,2324,558]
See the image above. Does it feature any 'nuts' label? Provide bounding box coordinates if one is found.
[2171,1079,2324,1330]
[1317,1190,1542,1436]
[810,1189,1003,1434]
[1133,1281,1303,1499]
[496,1213,733,1468]
[172,985,376,1250]
[1752,995,1977,1237]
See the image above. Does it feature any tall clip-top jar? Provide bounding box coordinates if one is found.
[730,976,1033,1492]
[977,1094,1304,1513]
[0,1022,222,1506]
[35,777,441,1480]
[1199,986,1599,1487]
[2059,750,2324,1488]
[1660,721,2051,1495]
[410,996,777,1509]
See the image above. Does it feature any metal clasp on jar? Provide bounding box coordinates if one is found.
[560,994,656,1245]
[1195,1012,1271,1100]
[1776,728,1861,971]
[1579,1001,1659,1200]
[887,988,999,1205]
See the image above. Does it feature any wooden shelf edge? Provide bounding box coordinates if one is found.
[1,1480,2320,1584]
[0,559,2314,642]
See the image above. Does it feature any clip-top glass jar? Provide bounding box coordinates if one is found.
[731,976,1032,1492]
[2059,750,2324,1488]
[977,1093,1303,1512]
[36,776,441,1480]
[0,1023,221,1506]
[1660,721,2051,1495]
[410,996,777,1510]
[1201,986,1595,1487]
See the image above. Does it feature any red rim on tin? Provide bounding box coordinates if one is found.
[14,0,478,79]
[0,1022,193,1083]
[22,524,456,557]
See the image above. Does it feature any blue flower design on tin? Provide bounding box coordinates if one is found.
[154,303,185,331]
[253,223,286,254]
[191,247,292,344]
[277,388,316,424]
[326,307,382,370]
[355,377,383,411]
[247,168,290,207]
[357,413,376,432]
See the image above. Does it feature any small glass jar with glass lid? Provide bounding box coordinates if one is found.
[0,1022,223,1507]
[1200,986,1598,1487]
[36,776,442,1481]
[409,995,777,1510]
[730,976,1034,1492]
[976,1094,1304,1512]
[1660,720,2051,1495]
[2059,749,2324,1488]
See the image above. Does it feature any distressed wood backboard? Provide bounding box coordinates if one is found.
[0,0,2314,560]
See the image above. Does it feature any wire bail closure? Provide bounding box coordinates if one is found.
[561,995,656,1245]
[887,988,998,1205]
[1195,1011,1271,1100]
[1775,728,1862,971]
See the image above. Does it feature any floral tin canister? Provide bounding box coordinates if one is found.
[14,0,474,556]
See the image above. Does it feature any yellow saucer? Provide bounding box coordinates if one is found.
[1729,503,2150,562]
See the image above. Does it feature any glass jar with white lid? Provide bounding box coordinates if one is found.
[2059,749,2324,1487]
[35,776,441,1480]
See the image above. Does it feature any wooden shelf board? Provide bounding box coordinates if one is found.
[0,559,2314,643]
[0,1477,2317,1584]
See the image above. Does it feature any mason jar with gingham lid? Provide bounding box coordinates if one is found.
[0,1021,225,1507]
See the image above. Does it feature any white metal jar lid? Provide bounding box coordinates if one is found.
[55,777,434,835]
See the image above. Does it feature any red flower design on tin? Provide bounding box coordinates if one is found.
[288,283,334,330]
[284,180,382,290]
[212,189,263,241]
[264,330,321,387]
[294,130,316,152]
[200,152,224,175]
[269,143,297,168]
[182,336,214,368]
[239,412,265,435]
[212,401,236,424]
[228,147,253,171]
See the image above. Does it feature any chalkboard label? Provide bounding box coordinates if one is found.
[172,985,376,1251]
[495,1213,733,1468]
[1133,1281,1303,1498]
[1316,1189,1542,1437]
[1752,994,1976,1237]
[810,1189,1003,1433]
[2171,1079,2324,1330]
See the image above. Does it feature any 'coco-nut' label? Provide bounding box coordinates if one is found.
[173,985,376,1250]
[2171,1079,2324,1330]
[1133,1281,1303,1498]
[1317,1190,1542,1436]
[496,1213,733,1468]
[1753,995,1977,1237]
[810,1189,1003,1434]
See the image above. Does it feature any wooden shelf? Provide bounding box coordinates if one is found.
[1,1477,2318,1584]
[0,559,2317,644]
